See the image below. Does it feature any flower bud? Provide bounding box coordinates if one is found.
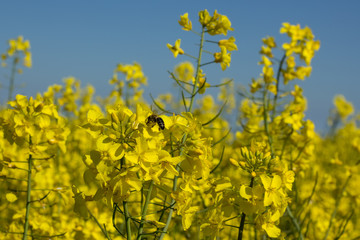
[111,112,120,124]
[35,103,44,112]
[48,138,58,145]
[239,161,246,168]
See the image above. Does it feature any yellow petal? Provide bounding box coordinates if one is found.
[260,174,271,190]
[6,193,18,202]
[263,223,281,238]
[271,175,282,189]
[240,186,252,200]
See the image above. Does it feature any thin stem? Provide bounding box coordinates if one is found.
[159,28,206,239]
[205,40,218,44]
[123,200,132,240]
[160,25,206,240]
[199,61,215,67]
[286,206,304,240]
[8,55,18,102]
[238,177,254,240]
[89,209,112,240]
[137,181,154,240]
[323,175,352,240]
[159,158,180,240]
[190,29,201,36]
[112,203,125,238]
[22,135,32,240]
[183,52,198,60]
[263,88,274,154]
[188,25,205,113]
[125,82,130,107]
[271,54,286,120]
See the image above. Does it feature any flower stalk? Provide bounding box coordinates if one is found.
[160,25,206,239]
[238,177,254,240]
[8,54,18,102]
[22,135,32,240]
[137,181,154,240]
[123,200,132,240]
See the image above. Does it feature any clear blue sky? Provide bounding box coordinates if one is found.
[1,1,359,131]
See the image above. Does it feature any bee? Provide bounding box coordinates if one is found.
[146,114,165,130]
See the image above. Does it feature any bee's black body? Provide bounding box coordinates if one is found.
[156,117,165,130]
[146,114,165,130]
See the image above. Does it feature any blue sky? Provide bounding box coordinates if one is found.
[1,1,359,131]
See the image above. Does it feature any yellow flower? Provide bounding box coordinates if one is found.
[192,69,209,94]
[178,13,192,31]
[267,84,277,95]
[262,36,276,48]
[250,78,262,93]
[334,95,354,120]
[280,23,320,65]
[158,150,183,176]
[218,36,238,51]
[3,36,32,68]
[259,55,272,67]
[6,192,18,202]
[174,61,195,82]
[260,45,273,58]
[198,9,211,26]
[23,51,32,68]
[240,185,264,205]
[199,10,234,35]
[125,137,158,166]
[171,190,198,230]
[207,10,234,36]
[283,111,304,131]
[167,39,184,58]
[262,66,274,83]
[113,169,143,201]
[214,46,231,70]
[193,77,210,94]
[262,211,281,238]
[282,170,295,191]
[259,56,275,83]
[200,209,225,239]
[301,39,321,65]
[260,174,284,207]
[286,55,296,68]
[295,66,312,80]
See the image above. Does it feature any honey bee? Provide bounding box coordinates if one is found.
[146,114,165,130]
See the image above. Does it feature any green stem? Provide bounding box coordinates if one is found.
[271,54,286,120]
[286,206,304,240]
[158,141,183,240]
[89,209,111,240]
[159,25,206,240]
[323,175,352,240]
[137,181,154,240]
[263,82,304,239]
[22,135,32,240]
[199,60,215,67]
[8,55,18,102]
[125,82,130,107]
[183,52,198,60]
[123,200,132,240]
[188,25,205,113]
[263,88,274,154]
[238,177,254,240]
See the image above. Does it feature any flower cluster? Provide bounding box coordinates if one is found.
[1,10,360,240]
[168,9,237,73]
[1,36,32,68]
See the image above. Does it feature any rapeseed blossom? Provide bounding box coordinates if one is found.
[167,39,184,58]
[3,11,359,240]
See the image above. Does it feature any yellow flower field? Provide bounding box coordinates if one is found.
[1,9,359,240]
